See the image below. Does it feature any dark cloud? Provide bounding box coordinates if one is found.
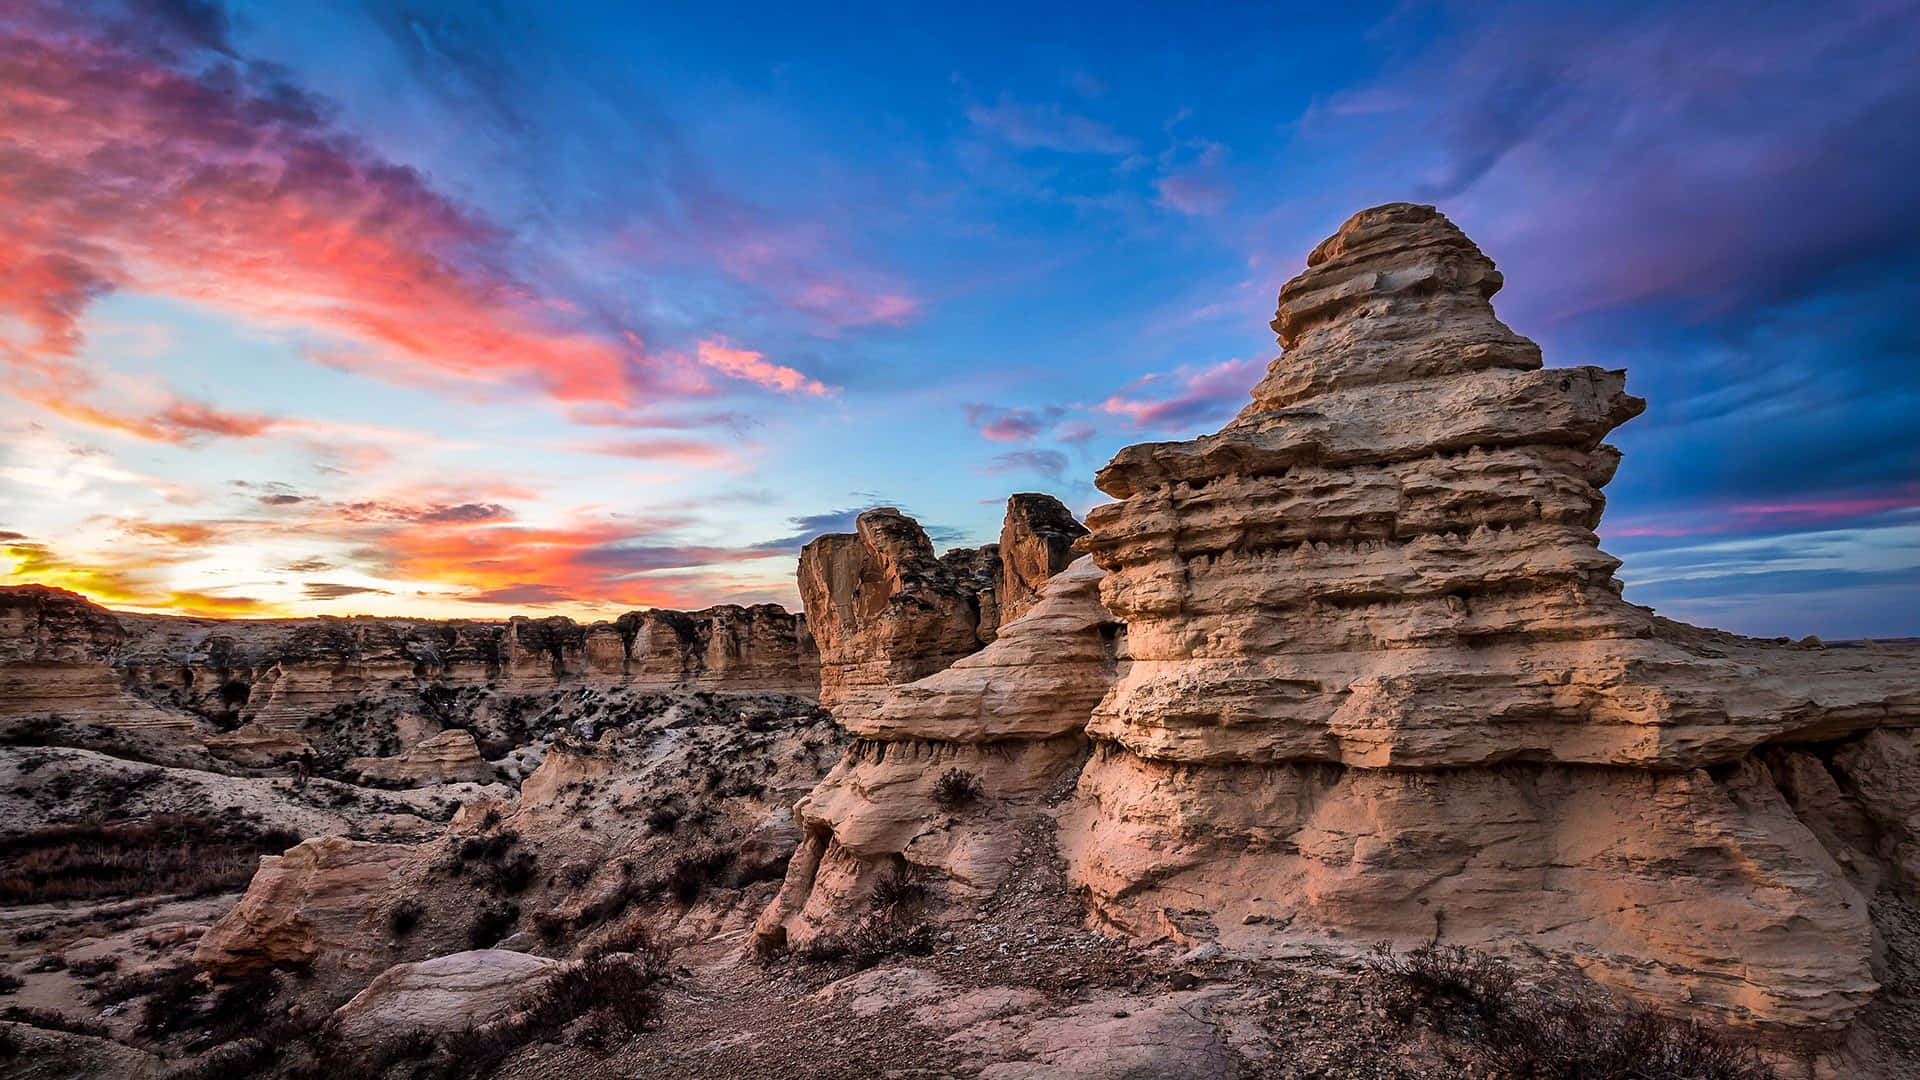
[976,450,1069,484]
[302,582,392,600]
[338,501,513,524]
[962,403,1064,443]
[278,557,334,573]
[257,494,305,506]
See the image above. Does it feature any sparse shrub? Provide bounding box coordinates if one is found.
[931,768,984,809]
[645,805,680,834]
[467,904,519,949]
[162,1036,278,1080]
[666,847,733,904]
[135,965,209,1036]
[2,1004,109,1037]
[67,955,119,977]
[1370,943,1776,1080]
[389,899,425,936]
[870,864,927,915]
[581,915,669,965]
[0,817,299,904]
[486,851,538,896]
[0,972,20,995]
[457,830,518,864]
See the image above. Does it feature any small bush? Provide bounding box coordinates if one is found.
[67,955,120,977]
[389,899,425,936]
[666,847,733,904]
[645,806,680,834]
[161,1037,278,1080]
[0,972,21,995]
[135,965,209,1036]
[467,904,519,949]
[931,768,984,809]
[1371,943,1776,1080]
[486,852,538,896]
[2,1005,109,1037]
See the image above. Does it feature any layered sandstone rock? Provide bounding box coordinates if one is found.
[799,508,1000,726]
[195,835,414,976]
[351,729,495,787]
[1065,203,1920,1029]
[327,949,559,1041]
[997,493,1089,624]
[758,558,1118,950]
[0,587,820,745]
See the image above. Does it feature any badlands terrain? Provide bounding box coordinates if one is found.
[3,204,1919,1079]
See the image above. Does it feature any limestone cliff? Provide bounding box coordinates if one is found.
[1064,203,1920,1030]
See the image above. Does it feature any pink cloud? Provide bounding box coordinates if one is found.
[695,338,834,396]
[1100,358,1265,431]
[0,6,676,440]
[1611,486,1920,538]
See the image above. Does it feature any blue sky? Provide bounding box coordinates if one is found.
[2,0,1916,637]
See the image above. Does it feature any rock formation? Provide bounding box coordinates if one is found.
[757,557,1119,951]
[350,729,496,787]
[996,493,1089,623]
[1063,202,1920,1029]
[326,949,560,1041]
[798,508,1001,727]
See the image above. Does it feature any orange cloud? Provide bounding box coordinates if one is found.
[695,338,834,396]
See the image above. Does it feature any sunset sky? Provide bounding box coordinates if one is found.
[3,0,1917,637]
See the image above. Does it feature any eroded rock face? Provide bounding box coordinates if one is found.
[997,493,1090,624]
[194,835,414,977]
[798,508,1000,727]
[351,729,495,787]
[1066,203,1920,1029]
[328,949,558,1041]
[758,558,1118,950]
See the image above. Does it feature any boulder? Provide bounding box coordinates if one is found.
[327,949,559,1041]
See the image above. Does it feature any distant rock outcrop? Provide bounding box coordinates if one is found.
[1064,203,1920,1029]
[798,508,1001,727]
[0,586,820,745]
[997,493,1089,624]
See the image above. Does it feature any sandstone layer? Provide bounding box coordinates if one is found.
[996,493,1089,624]
[0,585,818,733]
[1064,203,1920,1029]
[798,508,1000,727]
[758,557,1118,951]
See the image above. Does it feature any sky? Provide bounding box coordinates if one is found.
[2,0,1916,638]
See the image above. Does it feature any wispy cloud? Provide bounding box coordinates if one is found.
[695,337,834,396]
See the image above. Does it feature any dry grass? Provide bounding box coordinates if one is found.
[1371,943,1777,1080]
[0,816,299,904]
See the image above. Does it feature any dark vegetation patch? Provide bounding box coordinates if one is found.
[1371,943,1778,1080]
[796,860,934,970]
[2,1004,110,1037]
[0,816,300,904]
[931,767,984,809]
[467,903,520,949]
